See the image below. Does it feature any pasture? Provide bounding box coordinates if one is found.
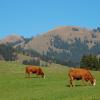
[0,61,100,100]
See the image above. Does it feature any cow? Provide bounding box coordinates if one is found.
[25,65,45,78]
[68,68,96,87]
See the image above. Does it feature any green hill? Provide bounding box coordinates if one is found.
[0,61,100,100]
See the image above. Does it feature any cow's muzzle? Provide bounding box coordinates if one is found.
[93,79,96,86]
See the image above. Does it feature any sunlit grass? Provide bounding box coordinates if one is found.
[0,61,100,100]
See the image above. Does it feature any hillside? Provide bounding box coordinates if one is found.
[24,26,100,51]
[0,35,33,62]
[24,26,100,65]
[0,34,32,48]
[0,61,100,100]
[0,26,100,66]
[0,34,24,44]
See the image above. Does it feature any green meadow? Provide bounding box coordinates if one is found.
[0,61,100,100]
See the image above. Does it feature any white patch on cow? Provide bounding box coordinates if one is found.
[93,79,96,86]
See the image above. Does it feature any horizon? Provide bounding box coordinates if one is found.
[0,0,100,39]
[0,25,95,40]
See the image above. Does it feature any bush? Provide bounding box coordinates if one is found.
[0,44,17,61]
[22,59,40,66]
[72,27,79,31]
[80,54,100,70]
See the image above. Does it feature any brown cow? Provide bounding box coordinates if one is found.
[26,65,45,78]
[68,68,96,87]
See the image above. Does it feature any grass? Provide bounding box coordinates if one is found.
[0,61,100,100]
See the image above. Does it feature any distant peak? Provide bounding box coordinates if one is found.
[0,34,24,44]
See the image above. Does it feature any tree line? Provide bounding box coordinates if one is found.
[0,44,16,61]
[80,54,100,70]
[0,44,100,70]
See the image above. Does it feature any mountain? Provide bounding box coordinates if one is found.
[0,34,33,61]
[0,26,100,66]
[0,34,33,48]
[23,26,100,66]
[0,34,24,44]
[24,26,100,51]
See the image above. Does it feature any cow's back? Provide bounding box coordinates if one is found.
[26,65,39,73]
[68,68,91,79]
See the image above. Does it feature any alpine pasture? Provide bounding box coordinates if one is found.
[0,61,100,100]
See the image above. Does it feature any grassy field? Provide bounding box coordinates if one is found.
[0,61,100,100]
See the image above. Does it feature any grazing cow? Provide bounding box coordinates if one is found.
[68,68,96,87]
[26,65,45,78]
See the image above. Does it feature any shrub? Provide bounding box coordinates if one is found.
[80,54,100,70]
[22,59,40,66]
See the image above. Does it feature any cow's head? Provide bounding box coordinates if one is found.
[41,73,45,78]
[91,79,96,86]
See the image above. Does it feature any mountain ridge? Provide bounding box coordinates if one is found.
[0,26,100,66]
[23,26,100,65]
[24,26,100,52]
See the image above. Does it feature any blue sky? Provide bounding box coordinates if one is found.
[0,0,100,39]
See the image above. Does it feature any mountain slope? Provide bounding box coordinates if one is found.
[23,26,100,66]
[24,26,100,52]
[0,34,24,44]
[0,26,100,66]
[0,34,33,48]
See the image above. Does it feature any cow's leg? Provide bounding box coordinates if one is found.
[26,73,30,78]
[70,79,73,87]
[82,77,86,86]
[36,71,39,78]
[28,73,30,78]
[70,77,74,87]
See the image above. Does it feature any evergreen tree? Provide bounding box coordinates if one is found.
[80,54,100,70]
[0,44,16,61]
